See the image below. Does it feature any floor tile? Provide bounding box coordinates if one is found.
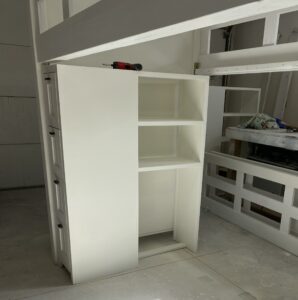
[139,232,175,252]
[2,189,298,300]
[188,211,259,257]
[199,239,298,300]
[26,259,245,300]
[0,188,71,300]
[137,249,193,270]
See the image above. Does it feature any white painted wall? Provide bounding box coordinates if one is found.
[37,0,63,33]
[35,0,266,62]
[67,32,197,75]
[69,0,102,17]
[0,0,43,189]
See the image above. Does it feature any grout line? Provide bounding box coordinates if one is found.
[18,252,196,300]
[88,251,195,282]
[0,185,44,192]
[0,96,36,99]
[197,257,251,296]
[16,285,72,300]
[186,249,224,258]
[0,42,32,48]
[0,143,41,146]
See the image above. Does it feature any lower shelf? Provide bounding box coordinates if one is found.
[139,232,185,259]
[139,156,200,172]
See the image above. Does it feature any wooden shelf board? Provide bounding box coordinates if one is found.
[139,242,185,259]
[223,113,255,117]
[139,156,200,172]
[139,118,202,126]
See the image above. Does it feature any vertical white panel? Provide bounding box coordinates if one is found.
[206,87,225,151]
[199,29,211,55]
[37,0,63,33]
[69,0,102,16]
[57,65,138,283]
[263,14,280,46]
[174,167,202,252]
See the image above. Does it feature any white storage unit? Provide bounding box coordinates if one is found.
[206,86,260,151]
[42,64,209,284]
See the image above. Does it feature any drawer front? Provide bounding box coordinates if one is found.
[44,73,61,129]
[56,218,71,271]
[51,172,67,216]
[48,127,64,175]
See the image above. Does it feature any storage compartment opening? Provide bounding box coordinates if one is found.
[224,90,260,114]
[206,185,235,208]
[222,116,252,136]
[138,77,204,121]
[210,19,265,54]
[139,170,184,258]
[139,232,185,259]
[139,126,201,170]
[243,174,285,201]
[207,163,237,182]
[293,189,298,208]
[139,170,176,238]
[241,199,281,228]
[278,10,298,45]
[139,167,200,257]
[289,218,298,238]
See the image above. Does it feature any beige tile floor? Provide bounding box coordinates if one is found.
[0,188,298,300]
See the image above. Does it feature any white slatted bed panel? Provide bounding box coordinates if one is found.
[203,151,298,256]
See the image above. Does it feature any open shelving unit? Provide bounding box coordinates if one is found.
[137,73,209,258]
[206,86,261,152]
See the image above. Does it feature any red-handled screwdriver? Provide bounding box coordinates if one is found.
[103,61,143,71]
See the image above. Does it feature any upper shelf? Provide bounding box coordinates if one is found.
[138,76,206,123]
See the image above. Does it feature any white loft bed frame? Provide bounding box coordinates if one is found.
[206,86,261,152]
[198,8,298,255]
[203,151,298,256]
[29,0,298,261]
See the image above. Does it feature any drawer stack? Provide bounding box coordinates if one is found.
[43,72,71,272]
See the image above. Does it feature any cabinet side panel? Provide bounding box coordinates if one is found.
[174,76,209,252]
[174,167,202,252]
[206,87,225,152]
[57,66,138,283]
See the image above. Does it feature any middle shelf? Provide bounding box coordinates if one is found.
[139,156,200,172]
[138,117,203,127]
[139,125,202,172]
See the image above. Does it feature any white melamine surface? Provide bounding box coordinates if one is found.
[41,66,209,283]
[139,157,200,172]
[138,118,202,127]
[175,167,203,252]
[139,171,176,237]
[56,66,138,283]
[138,73,209,252]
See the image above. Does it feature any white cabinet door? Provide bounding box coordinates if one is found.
[43,73,61,129]
[55,217,71,271]
[56,65,138,284]
[48,127,64,176]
